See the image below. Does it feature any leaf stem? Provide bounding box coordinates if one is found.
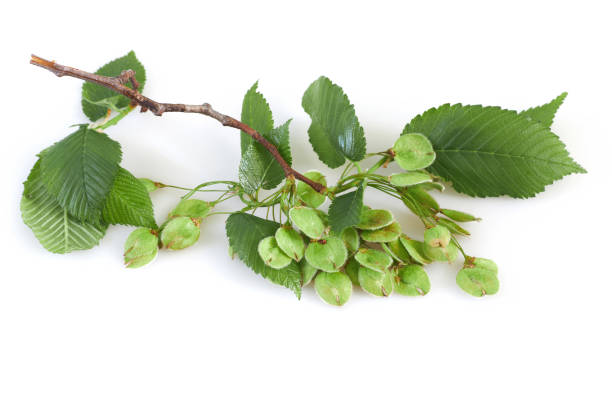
[95,106,134,130]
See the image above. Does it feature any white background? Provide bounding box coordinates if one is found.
[1,1,610,407]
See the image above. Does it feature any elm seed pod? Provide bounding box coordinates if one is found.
[399,235,432,265]
[419,181,445,192]
[345,257,361,285]
[340,227,360,255]
[314,272,352,306]
[169,199,212,220]
[124,228,159,268]
[296,170,327,208]
[386,238,412,264]
[437,218,470,236]
[305,236,348,273]
[358,266,393,297]
[357,208,394,230]
[257,236,292,270]
[408,186,440,211]
[391,132,436,171]
[275,226,305,262]
[289,206,326,239]
[424,225,452,248]
[456,267,499,297]
[464,256,498,274]
[300,259,318,286]
[138,178,159,193]
[388,171,432,187]
[440,209,481,222]
[160,216,201,250]
[354,248,393,273]
[394,265,430,296]
[423,241,459,263]
[360,221,401,243]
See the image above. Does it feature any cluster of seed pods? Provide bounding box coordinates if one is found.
[122,132,499,304]
[123,198,213,268]
[256,174,499,305]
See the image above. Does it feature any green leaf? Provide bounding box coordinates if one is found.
[82,51,146,121]
[102,167,157,229]
[521,92,567,128]
[240,81,274,155]
[238,85,291,194]
[226,213,302,298]
[328,183,364,234]
[239,144,284,194]
[40,126,122,223]
[302,76,366,168]
[21,160,107,254]
[404,104,585,198]
[268,119,293,165]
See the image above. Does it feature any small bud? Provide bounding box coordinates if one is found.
[300,259,318,286]
[305,236,347,273]
[358,266,393,297]
[124,228,159,268]
[139,178,160,193]
[314,272,352,306]
[394,265,430,296]
[257,236,292,270]
[160,216,200,250]
[360,221,401,243]
[354,248,393,273]
[357,207,394,230]
[288,206,326,239]
[440,208,481,222]
[391,133,436,171]
[388,171,432,187]
[169,199,212,220]
[424,225,452,248]
[296,170,327,208]
[456,266,499,297]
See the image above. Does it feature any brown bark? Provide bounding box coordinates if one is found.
[30,55,326,193]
